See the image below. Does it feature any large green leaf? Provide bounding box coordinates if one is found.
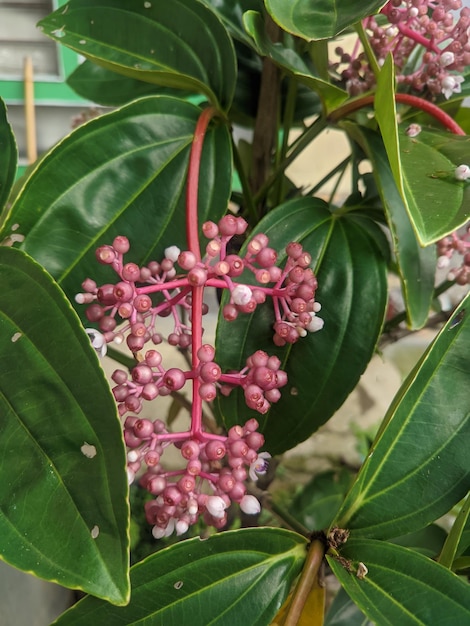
[334,292,470,539]
[0,98,17,217]
[0,247,129,604]
[328,539,470,625]
[344,122,436,330]
[38,0,236,110]
[52,528,307,625]
[201,0,264,47]
[0,96,231,310]
[265,0,387,40]
[243,11,348,111]
[374,53,470,245]
[215,198,388,454]
[399,127,470,244]
[325,587,372,626]
[289,469,354,532]
[66,60,166,106]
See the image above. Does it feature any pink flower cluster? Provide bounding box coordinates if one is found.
[76,217,324,536]
[126,416,269,538]
[335,0,470,98]
[75,217,323,350]
[437,227,470,284]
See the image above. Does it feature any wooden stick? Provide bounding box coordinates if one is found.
[24,56,37,164]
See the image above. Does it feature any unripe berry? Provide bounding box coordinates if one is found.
[177,474,195,493]
[199,361,221,383]
[114,281,134,302]
[199,382,217,402]
[223,303,238,321]
[147,476,166,495]
[99,316,117,333]
[132,364,153,384]
[188,267,207,286]
[86,304,104,322]
[197,344,215,362]
[178,250,197,270]
[255,247,277,268]
[97,283,117,305]
[144,450,160,466]
[164,368,186,391]
[205,439,226,460]
[133,294,152,313]
[229,481,246,502]
[218,214,238,236]
[145,350,162,367]
[113,236,130,254]
[133,419,154,438]
[225,255,244,277]
[96,245,116,264]
[181,440,200,460]
[122,262,141,282]
[202,221,218,238]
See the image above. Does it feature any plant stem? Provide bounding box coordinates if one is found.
[274,76,298,206]
[249,14,282,207]
[329,93,466,135]
[186,106,218,261]
[269,498,311,537]
[254,115,329,204]
[282,538,326,626]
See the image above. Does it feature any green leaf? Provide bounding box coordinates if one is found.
[200,0,264,47]
[399,127,470,243]
[325,587,372,626]
[38,0,237,111]
[0,247,129,604]
[52,528,307,625]
[344,122,436,329]
[334,293,470,539]
[439,492,470,568]
[66,60,173,106]
[243,11,348,111]
[0,96,231,310]
[0,98,17,217]
[265,0,386,40]
[390,524,448,559]
[328,539,470,625]
[215,197,388,455]
[289,469,354,532]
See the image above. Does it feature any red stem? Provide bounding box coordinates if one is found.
[329,92,466,135]
[186,106,218,260]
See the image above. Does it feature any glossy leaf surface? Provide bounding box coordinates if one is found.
[289,469,353,532]
[334,292,470,539]
[0,97,17,215]
[265,0,386,40]
[328,539,470,625]
[39,0,236,110]
[215,198,388,454]
[344,122,436,329]
[374,54,470,244]
[0,247,129,604]
[325,587,372,626]
[243,11,348,110]
[66,60,165,106]
[52,528,307,625]
[399,127,470,244]
[0,96,231,310]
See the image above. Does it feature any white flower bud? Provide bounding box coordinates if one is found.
[455,164,470,181]
[306,316,324,332]
[127,450,139,463]
[232,284,253,306]
[440,51,455,67]
[176,520,189,536]
[152,525,166,539]
[164,245,181,262]
[240,495,261,515]
[127,467,136,484]
[206,495,227,518]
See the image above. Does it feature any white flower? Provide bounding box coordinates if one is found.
[231,284,253,306]
[249,452,271,481]
[85,328,107,357]
[441,75,464,99]
[440,51,455,67]
[164,245,181,262]
[454,164,470,181]
[206,495,227,519]
[240,495,261,515]
[306,315,324,333]
[176,519,189,536]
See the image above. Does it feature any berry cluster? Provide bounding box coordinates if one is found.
[75,218,323,350]
[437,227,470,284]
[334,0,470,98]
[76,216,323,536]
[125,416,270,538]
[112,346,287,417]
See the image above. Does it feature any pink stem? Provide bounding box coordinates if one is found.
[329,92,466,135]
[186,106,218,261]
